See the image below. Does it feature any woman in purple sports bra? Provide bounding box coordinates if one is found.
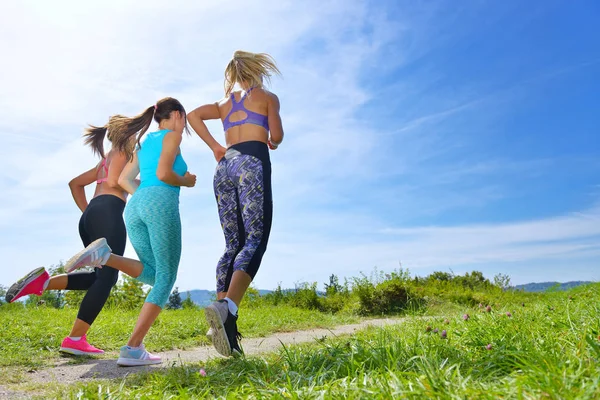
[188,50,284,357]
[5,119,130,356]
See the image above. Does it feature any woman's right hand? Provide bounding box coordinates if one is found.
[213,145,226,162]
[183,172,197,187]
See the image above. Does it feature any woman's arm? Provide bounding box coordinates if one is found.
[187,103,226,161]
[156,131,196,187]
[68,166,98,212]
[267,93,284,149]
[118,153,141,195]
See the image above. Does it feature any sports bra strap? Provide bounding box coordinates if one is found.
[96,159,109,184]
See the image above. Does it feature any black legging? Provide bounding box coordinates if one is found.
[213,141,273,293]
[65,194,126,325]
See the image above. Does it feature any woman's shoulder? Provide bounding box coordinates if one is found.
[263,89,280,108]
[148,129,179,141]
[253,87,278,103]
[217,87,278,107]
[254,86,277,97]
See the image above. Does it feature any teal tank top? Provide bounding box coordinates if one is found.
[137,130,188,192]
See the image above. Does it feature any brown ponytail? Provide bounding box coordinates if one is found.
[83,125,108,158]
[88,97,188,160]
[110,107,155,160]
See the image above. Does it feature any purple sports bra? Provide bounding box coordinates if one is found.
[222,87,269,132]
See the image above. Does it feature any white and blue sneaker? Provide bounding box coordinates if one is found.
[64,238,112,273]
[117,344,162,367]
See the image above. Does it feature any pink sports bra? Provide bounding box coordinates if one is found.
[96,159,109,184]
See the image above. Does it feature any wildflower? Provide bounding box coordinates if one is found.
[506,312,512,317]
[486,344,492,350]
[478,303,483,308]
[425,326,432,332]
[199,368,207,377]
[486,305,492,313]
[441,330,447,339]
[463,314,470,321]
[433,328,439,334]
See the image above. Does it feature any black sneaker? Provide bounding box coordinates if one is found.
[224,312,243,356]
[235,329,244,356]
[204,300,243,357]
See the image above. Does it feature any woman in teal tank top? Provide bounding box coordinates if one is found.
[62,97,197,367]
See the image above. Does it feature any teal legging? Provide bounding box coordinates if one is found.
[124,186,181,308]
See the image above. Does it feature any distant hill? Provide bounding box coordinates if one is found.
[513,281,593,292]
[182,289,273,307]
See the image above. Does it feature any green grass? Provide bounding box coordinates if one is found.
[0,304,358,370]
[40,283,600,399]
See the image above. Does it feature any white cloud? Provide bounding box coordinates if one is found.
[0,0,397,284]
[0,1,597,294]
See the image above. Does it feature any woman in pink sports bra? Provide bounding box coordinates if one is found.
[5,119,130,356]
[188,50,284,357]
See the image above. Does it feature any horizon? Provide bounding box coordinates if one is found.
[1,0,599,291]
[164,277,599,294]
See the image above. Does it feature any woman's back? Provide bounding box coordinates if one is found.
[93,149,128,201]
[218,87,272,146]
[137,130,187,191]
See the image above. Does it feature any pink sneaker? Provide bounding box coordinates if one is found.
[59,335,104,356]
[5,267,49,303]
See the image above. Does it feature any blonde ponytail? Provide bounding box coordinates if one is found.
[224,50,281,95]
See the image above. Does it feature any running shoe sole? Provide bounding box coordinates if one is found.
[59,347,103,356]
[5,267,46,303]
[204,305,232,357]
[64,238,109,273]
[117,357,162,367]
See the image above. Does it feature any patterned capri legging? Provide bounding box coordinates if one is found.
[213,140,273,293]
[124,186,181,308]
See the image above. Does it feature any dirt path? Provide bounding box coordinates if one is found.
[0,386,27,400]
[21,317,405,386]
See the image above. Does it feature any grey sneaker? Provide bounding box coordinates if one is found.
[64,238,112,273]
[204,300,242,357]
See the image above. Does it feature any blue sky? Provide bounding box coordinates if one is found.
[0,0,598,292]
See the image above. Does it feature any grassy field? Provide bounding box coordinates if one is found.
[0,304,358,370]
[1,271,599,399]
[35,282,600,399]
